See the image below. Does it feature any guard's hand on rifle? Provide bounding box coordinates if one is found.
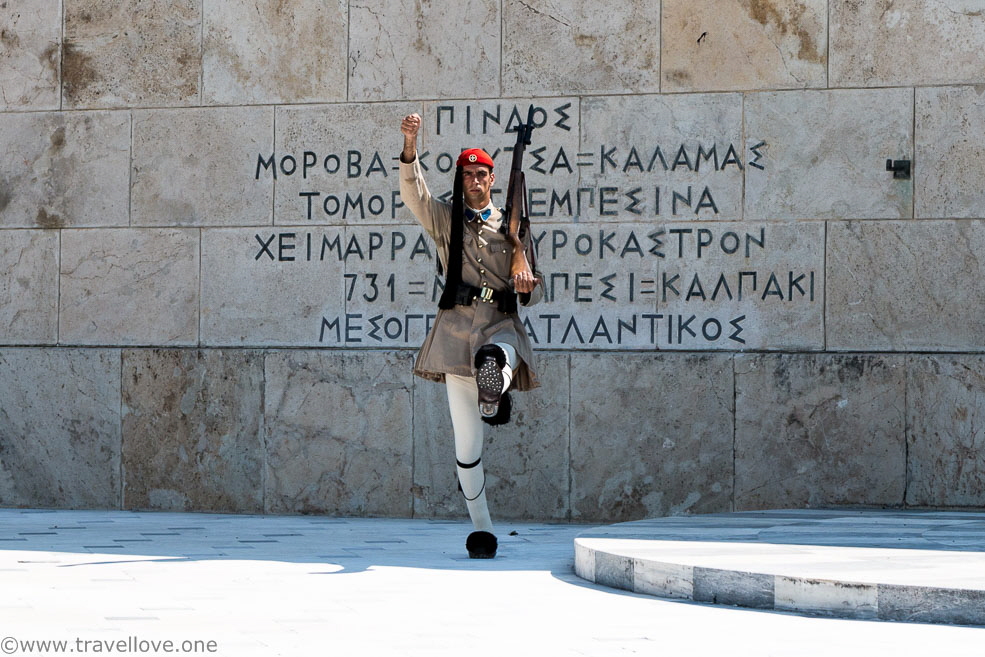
[400,113,421,163]
[513,269,538,294]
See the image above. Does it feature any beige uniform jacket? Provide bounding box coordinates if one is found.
[400,155,543,391]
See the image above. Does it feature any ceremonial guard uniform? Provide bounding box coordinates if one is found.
[399,155,543,391]
[398,116,544,558]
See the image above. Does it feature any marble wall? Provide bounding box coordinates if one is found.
[2,0,984,519]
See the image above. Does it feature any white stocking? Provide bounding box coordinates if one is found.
[446,373,493,532]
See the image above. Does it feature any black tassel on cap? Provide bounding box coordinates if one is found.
[438,165,465,310]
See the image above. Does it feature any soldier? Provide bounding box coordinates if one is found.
[399,112,544,559]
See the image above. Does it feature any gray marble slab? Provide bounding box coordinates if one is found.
[59,228,200,346]
[744,88,913,221]
[734,353,907,510]
[0,0,60,110]
[527,222,658,350]
[580,93,744,222]
[693,568,774,609]
[831,0,985,87]
[662,0,827,92]
[338,225,441,348]
[263,350,415,516]
[121,349,265,513]
[827,220,985,351]
[273,101,422,226]
[569,352,733,523]
[503,0,660,96]
[0,348,121,508]
[348,0,500,101]
[0,229,58,344]
[201,226,346,347]
[594,550,634,591]
[916,86,985,220]
[132,106,274,226]
[0,110,130,228]
[907,355,985,508]
[63,0,201,108]
[878,585,985,625]
[657,221,823,350]
[202,0,347,105]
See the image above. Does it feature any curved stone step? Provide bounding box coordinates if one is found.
[574,509,985,625]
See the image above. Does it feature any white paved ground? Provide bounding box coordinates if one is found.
[1,509,982,657]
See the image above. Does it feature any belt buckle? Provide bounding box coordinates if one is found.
[479,286,495,303]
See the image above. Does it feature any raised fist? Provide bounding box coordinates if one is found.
[401,113,422,140]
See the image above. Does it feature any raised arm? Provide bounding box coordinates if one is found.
[398,112,449,246]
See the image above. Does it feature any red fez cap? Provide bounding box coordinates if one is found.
[456,148,494,169]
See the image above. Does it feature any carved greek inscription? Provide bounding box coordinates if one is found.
[245,222,819,349]
[258,99,761,222]
[248,102,823,349]
[257,148,754,220]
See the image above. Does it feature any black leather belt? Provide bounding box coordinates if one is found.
[454,283,518,314]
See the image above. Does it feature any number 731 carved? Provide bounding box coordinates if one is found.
[344,273,396,303]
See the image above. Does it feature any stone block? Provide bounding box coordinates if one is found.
[878,585,985,626]
[132,107,274,226]
[0,348,121,508]
[734,354,906,510]
[827,221,985,351]
[63,0,201,108]
[634,560,693,599]
[831,1,985,87]
[502,0,660,96]
[916,86,985,220]
[569,352,733,523]
[264,350,415,516]
[0,111,130,228]
[662,0,827,92]
[906,355,985,508]
[0,0,60,110]
[658,221,823,350]
[573,539,596,581]
[60,229,200,345]
[774,576,878,619]
[693,567,774,609]
[202,0,347,105]
[335,225,441,349]
[744,89,912,221]
[121,349,264,513]
[594,551,634,591]
[349,0,500,101]
[203,224,441,348]
[580,94,744,222]
[412,353,570,521]
[273,102,421,226]
[0,230,58,344]
[527,223,658,351]
[201,227,345,347]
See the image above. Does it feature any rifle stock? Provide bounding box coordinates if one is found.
[504,107,537,282]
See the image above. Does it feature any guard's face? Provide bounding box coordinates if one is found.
[462,165,494,208]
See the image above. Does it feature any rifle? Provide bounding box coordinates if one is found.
[503,107,537,282]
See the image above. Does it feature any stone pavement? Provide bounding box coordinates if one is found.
[0,509,982,657]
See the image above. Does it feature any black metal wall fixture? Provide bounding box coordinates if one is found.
[886,159,911,180]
